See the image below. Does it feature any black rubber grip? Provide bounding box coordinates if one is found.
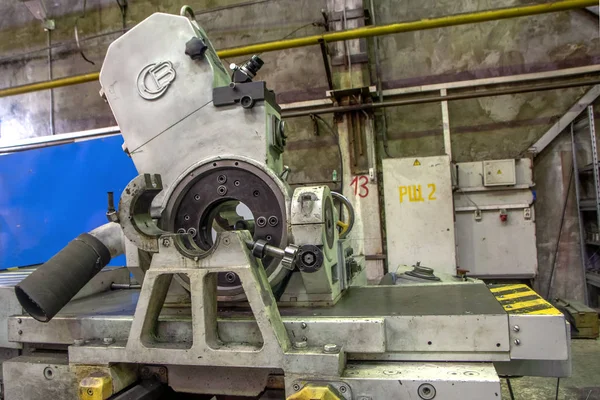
[15,233,111,322]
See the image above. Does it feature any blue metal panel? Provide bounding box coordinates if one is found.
[0,135,137,269]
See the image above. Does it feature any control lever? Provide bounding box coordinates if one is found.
[245,239,299,271]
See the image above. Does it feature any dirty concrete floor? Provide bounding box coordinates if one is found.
[500,339,600,400]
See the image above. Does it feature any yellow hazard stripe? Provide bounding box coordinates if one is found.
[495,291,536,300]
[489,284,525,293]
[504,298,551,310]
[526,307,564,316]
[490,284,563,316]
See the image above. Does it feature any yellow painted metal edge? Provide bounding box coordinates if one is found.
[491,284,564,315]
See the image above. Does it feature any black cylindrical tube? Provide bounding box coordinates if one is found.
[15,233,111,322]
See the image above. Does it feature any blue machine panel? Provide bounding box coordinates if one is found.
[0,135,138,269]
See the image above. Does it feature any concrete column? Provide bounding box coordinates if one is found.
[328,0,384,281]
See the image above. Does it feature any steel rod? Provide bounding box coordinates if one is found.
[281,76,600,118]
[0,0,594,99]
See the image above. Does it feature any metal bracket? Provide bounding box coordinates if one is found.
[117,174,167,253]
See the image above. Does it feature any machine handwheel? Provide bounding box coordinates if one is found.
[331,191,355,240]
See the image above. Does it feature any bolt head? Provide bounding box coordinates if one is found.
[323,343,340,353]
[513,325,520,332]
[514,339,521,345]
[301,322,307,329]
[162,238,171,247]
[103,337,115,345]
[294,340,308,349]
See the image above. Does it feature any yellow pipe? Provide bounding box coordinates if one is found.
[218,0,597,58]
[0,72,99,97]
[0,0,595,98]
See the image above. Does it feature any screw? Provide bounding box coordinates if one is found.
[323,343,339,354]
[292,383,300,391]
[225,272,236,283]
[17,330,22,335]
[184,214,190,221]
[162,238,171,247]
[223,237,231,245]
[43,367,54,380]
[268,216,279,226]
[17,318,21,324]
[294,340,307,349]
[301,322,307,329]
[514,339,521,346]
[256,216,267,227]
[217,174,227,184]
[87,388,94,396]
[234,180,240,187]
[217,185,227,196]
[74,338,85,346]
[187,228,197,238]
[339,385,348,393]
[513,325,520,332]
[194,194,201,201]
[253,190,260,197]
[158,366,167,375]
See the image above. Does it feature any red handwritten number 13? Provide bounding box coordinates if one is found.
[350,176,369,198]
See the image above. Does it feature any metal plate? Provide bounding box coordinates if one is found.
[382,156,457,274]
[278,284,506,317]
[0,135,136,269]
[3,355,78,400]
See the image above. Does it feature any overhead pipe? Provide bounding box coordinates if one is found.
[0,0,595,99]
[280,76,600,118]
[217,0,598,58]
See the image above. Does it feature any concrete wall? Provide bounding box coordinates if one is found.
[0,0,598,297]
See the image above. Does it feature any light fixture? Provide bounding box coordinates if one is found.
[20,0,54,30]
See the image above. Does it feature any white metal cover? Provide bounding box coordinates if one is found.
[483,159,516,186]
[382,156,456,275]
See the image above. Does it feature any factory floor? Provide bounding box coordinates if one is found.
[500,338,600,399]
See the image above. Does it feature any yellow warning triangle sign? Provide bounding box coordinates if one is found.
[413,159,421,166]
[497,169,502,174]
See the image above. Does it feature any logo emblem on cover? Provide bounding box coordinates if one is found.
[136,61,176,100]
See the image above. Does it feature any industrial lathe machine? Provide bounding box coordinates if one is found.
[0,9,570,400]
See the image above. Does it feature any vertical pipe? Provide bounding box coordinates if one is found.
[440,89,452,160]
[571,122,590,304]
[47,29,55,135]
[369,0,391,157]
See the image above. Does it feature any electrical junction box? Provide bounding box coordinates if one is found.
[483,159,516,186]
